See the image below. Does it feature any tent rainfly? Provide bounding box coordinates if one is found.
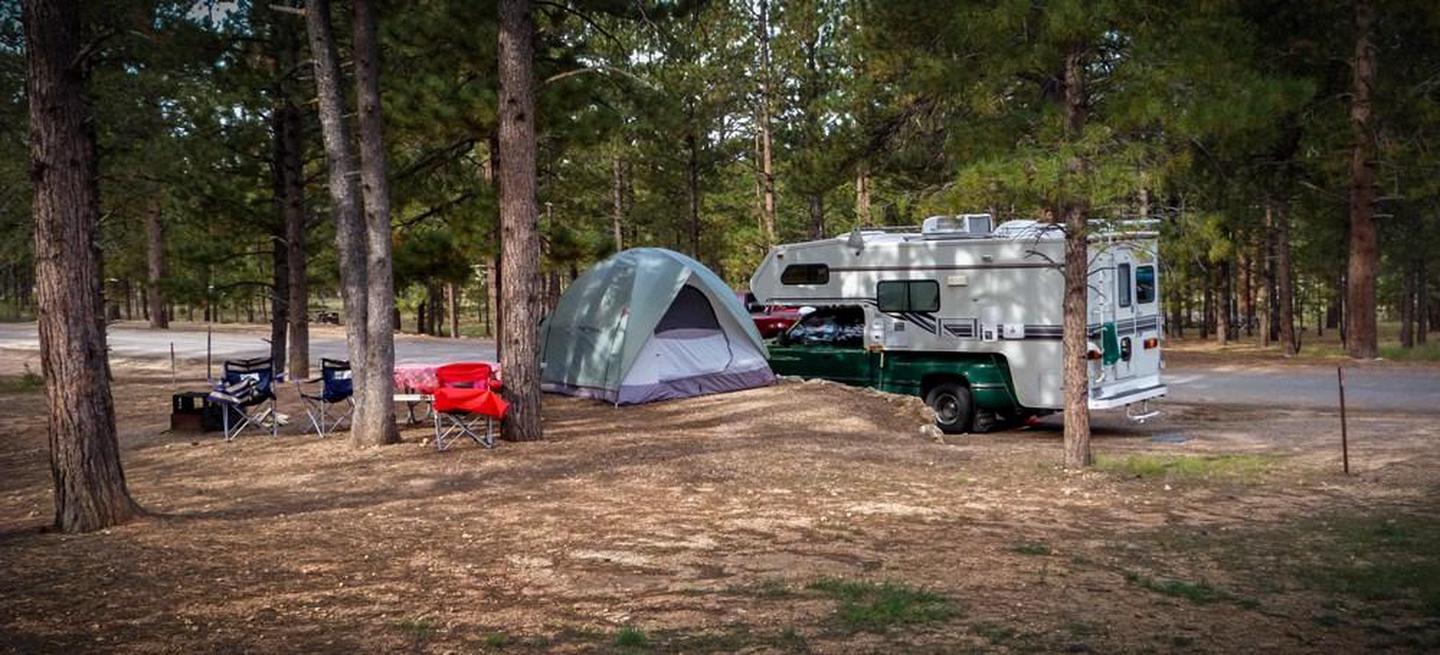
[540,248,776,405]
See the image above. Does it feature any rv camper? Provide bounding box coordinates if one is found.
[749,214,1167,433]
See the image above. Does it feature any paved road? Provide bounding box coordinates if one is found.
[1,323,1435,412]
[1164,364,1438,414]
[0,323,495,365]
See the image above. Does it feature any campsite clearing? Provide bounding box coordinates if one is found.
[1,354,1438,653]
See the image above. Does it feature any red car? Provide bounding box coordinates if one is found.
[737,291,803,339]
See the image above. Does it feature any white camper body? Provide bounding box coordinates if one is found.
[750,216,1166,422]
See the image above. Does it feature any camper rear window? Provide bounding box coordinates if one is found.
[1117,263,1132,308]
[877,280,940,313]
[1136,265,1156,304]
[781,264,829,285]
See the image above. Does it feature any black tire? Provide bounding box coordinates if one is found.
[925,382,973,434]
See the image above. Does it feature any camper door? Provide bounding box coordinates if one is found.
[1112,251,1137,380]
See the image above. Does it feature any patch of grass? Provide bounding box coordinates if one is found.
[394,616,438,648]
[1095,453,1276,481]
[1379,342,1440,362]
[483,632,508,648]
[727,578,796,599]
[808,578,959,634]
[972,621,1018,643]
[613,626,648,649]
[1011,542,1052,556]
[1290,514,1440,617]
[0,365,43,393]
[1124,572,1257,608]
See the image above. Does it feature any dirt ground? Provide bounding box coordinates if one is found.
[1,350,1438,654]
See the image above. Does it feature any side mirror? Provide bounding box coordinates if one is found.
[798,306,816,316]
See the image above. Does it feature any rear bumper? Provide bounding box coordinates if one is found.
[1088,382,1167,410]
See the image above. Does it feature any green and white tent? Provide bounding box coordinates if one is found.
[540,248,775,405]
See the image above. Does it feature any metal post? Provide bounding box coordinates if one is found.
[1337,366,1349,475]
[170,342,176,389]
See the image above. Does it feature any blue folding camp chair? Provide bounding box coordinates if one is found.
[298,358,354,437]
[208,357,280,441]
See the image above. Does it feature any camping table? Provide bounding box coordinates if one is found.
[392,362,501,424]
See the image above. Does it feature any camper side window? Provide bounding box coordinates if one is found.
[781,264,829,285]
[877,280,941,312]
[1117,263,1132,308]
[1136,265,1156,304]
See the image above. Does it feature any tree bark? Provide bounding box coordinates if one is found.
[144,198,167,329]
[685,131,701,257]
[446,282,459,338]
[24,0,141,532]
[754,0,777,248]
[855,162,871,226]
[1239,250,1253,337]
[1059,45,1091,470]
[1400,264,1415,348]
[351,0,399,445]
[1215,260,1230,346]
[808,193,825,240]
[306,0,369,386]
[1346,0,1379,359]
[274,6,309,380]
[611,153,625,252]
[1417,258,1428,344]
[498,0,543,441]
[1274,197,1297,355]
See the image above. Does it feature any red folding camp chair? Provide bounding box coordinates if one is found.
[432,362,507,451]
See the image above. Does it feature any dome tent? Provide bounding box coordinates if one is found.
[540,248,775,405]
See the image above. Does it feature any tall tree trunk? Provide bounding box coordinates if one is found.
[1346,0,1379,359]
[269,230,288,376]
[611,152,625,252]
[1215,261,1231,346]
[275,10,309,380]
[808,193,825,240]
[754,0,777,248]
[1400,263,1415,348]
[685,131,701,257]
[1257,206,1272,347]
[1059,45,1091,470]
[855,162,871,226]
[306,0,369,396]
[1417,258,1428,344]
[498,0,543,442]
[1275,198,1297,355]
[144,198,167,329]
[352,0,398,445]
[24,0,141,532]
[446,282,459,338]
[1239,250,1253,337]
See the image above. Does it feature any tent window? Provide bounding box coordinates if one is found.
[1136,265,1156,304]
[877,280,940,312]
[781,264,829,285]
[654,285,721,333]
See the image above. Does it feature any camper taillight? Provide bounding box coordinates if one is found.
[1143,337,1159,350]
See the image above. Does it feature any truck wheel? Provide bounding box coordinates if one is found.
[925,382,973,434]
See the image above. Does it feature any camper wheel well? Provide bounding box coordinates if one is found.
[920,373,969,396]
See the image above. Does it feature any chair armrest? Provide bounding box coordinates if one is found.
[487,378,502,391]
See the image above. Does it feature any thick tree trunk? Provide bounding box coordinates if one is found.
[1059,46,1091,470]
[1346,0,1379,359]
[306,0,369,397]
[352,0,398,445]
[1239,250,1253,337]
[144,198,167,329]
[24,0,141,532]
[269,230,288,376]
[1257,206,1272,347]
[274,9,309,379]
[498,0,543,441]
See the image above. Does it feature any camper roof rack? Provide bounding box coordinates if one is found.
[922,214,993,239]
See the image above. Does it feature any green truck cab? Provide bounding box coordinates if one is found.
[766,306,1029,433]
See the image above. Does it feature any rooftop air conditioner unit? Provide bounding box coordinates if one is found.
[922,213,993,239]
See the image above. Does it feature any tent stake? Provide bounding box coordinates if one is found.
[1337,366,1349,475]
